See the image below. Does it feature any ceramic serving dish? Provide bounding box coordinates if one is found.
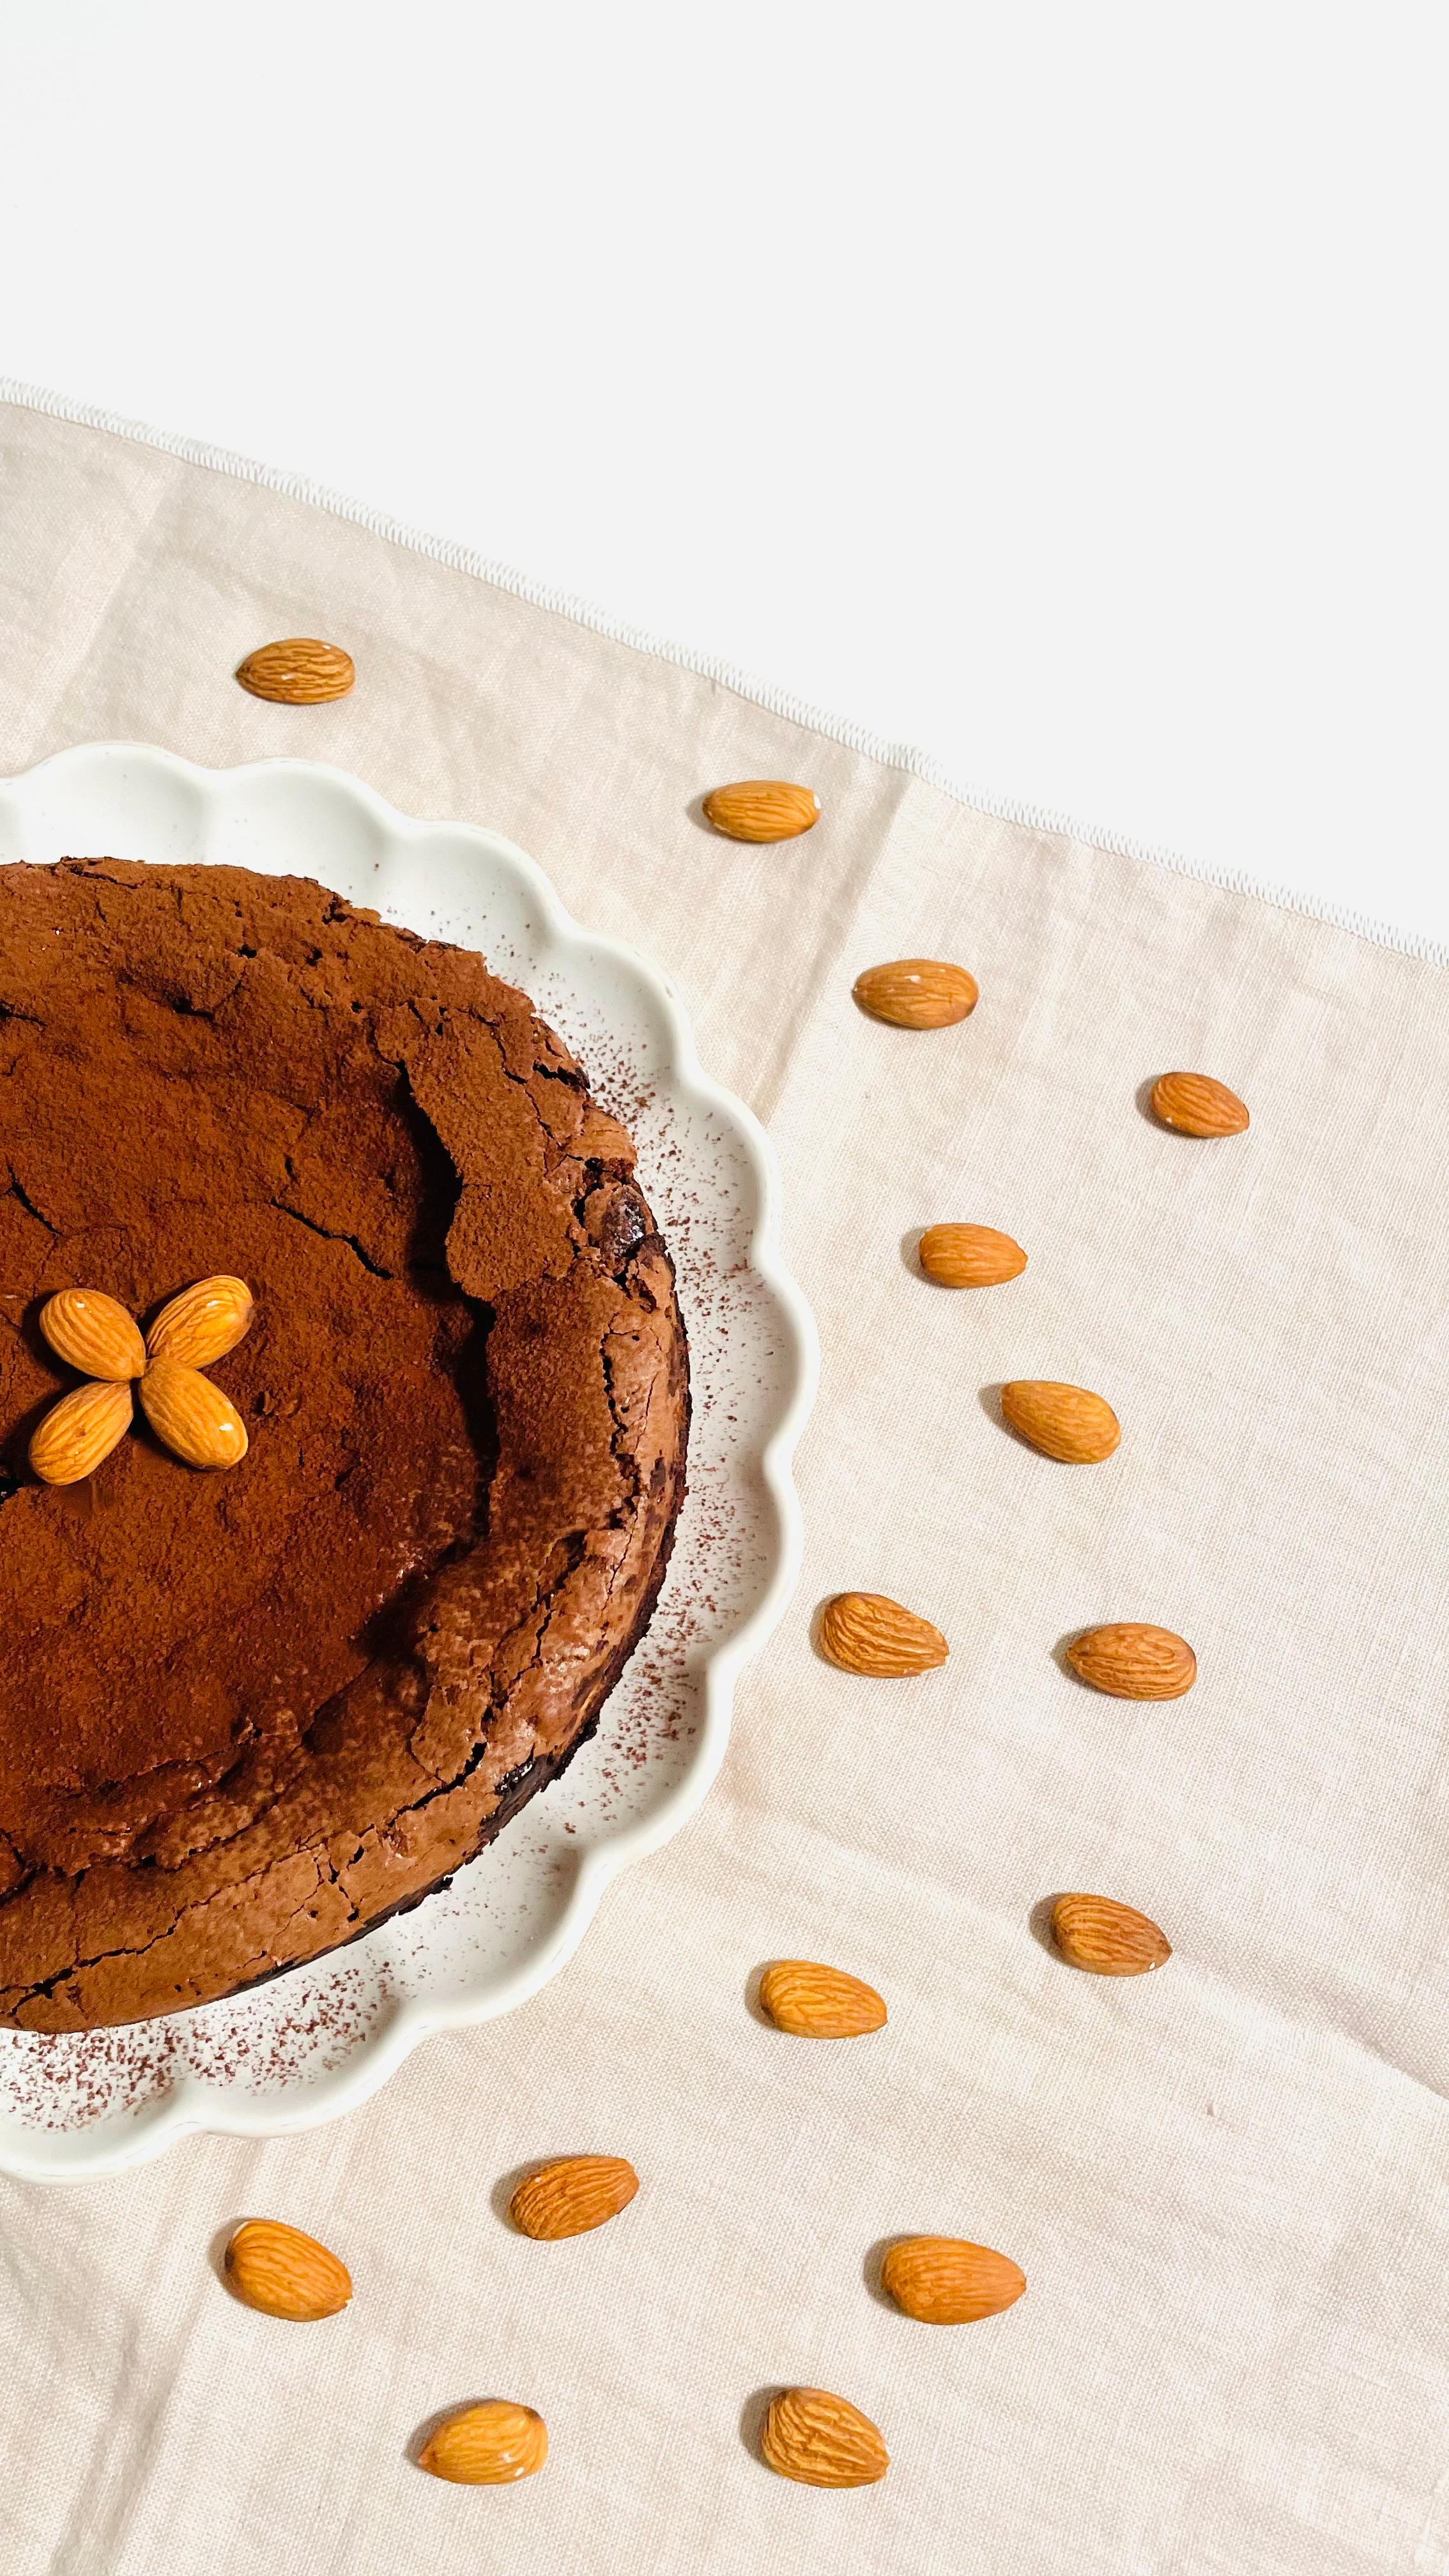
[0,744,816,2180]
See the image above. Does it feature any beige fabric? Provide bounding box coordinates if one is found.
[3,394,1449,2576]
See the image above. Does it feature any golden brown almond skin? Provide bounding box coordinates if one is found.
[818,1591,948,1676]
[28,1379,134,1485]
[1065,1623,1197,1699]
[852,958,978,1029]
[881,2236,1026,2324]
[702,779,820,841]
[761,2387,889,2487]
[419,2401,548,2485]
[758,1960,887,2037]
[1150,1071,1250,1136]
[1000,1381,1120,1464]
[223,2219,352,2320]
[509,2155,640,2239]
[146,1275,255,1368]
[236,638,355,703]
[38,1287,146,1381]
[917,1223,1027,1287]
[139,1358,249,1469]
[1052,1892,1172,1975]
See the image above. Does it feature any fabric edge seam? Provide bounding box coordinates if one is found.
[3,372,1443,974]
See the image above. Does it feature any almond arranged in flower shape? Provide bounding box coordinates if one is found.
[1066,1623,1197,1699]
[1150,1071,1250,1136]
[852,958,978,1029]
[818,1591,948,1676]
[224,2219,351,2320]
[880,2237,1026,2324]
[147,1273,255,1368]
[1052,1892,1172,1976]
[918,1223,1027,1287]
[29,1275,256,1483]
[28,1379,134,1486]
[236,637,355,703]
[762,2388,889,2488]
[702,779,820,841]
[509,2156,640,2240]
[419,2402,548,2485]
[39,1288,146,1381]
[758,1960,887,2037]
[139,1358,249,1470]
[1000,1381,1120,1464]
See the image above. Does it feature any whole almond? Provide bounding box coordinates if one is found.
[880,2237,1026,2324]
[509,2155,639,2240]
[1066,1623,1196,1699]
[1000,1381,1120,1464]
[223,2219,351,2320]
[419,2401,548,2485]
[758,1960,887,2037]
[1052,1892,1172,1976]
[1150,1071,1250,1137]
[147,1275,256,1369]
[761,2387,889,2488]
[139,1358,249,1469]
[39,1287,146,1381]
[853,958,978,1029]
[702,779,820,842]
[236,637,355,704]
[918,1223,1027,1288]
[29,1379,133,1485]
[818,1591,948,1677]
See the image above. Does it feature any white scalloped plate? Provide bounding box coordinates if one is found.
[0,744,816,2181]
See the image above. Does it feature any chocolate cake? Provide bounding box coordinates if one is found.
[0,859,688,2029]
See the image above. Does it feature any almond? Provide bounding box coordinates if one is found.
[918,1223,1027,1288]
[761,2387,889,2488]
[758,1960,887,2037]
[1150,1071,1250,1137]
[1000,1380,1120,1464]
[852,958,978,1029]
[139,1358,249,1469]
[818,1591,948,1677]
[1052,1892,1172,1976]
[223,2218,351,2320]
[880,2236,1026,2324]
[235,637,355,704]
[147,1275,256,1369]
[29,1379,133,1485]
[509,2155,639,2240]
[1066,1623,1196,1699]
[38,1288,146,1381]
[702,779,820,841]
[419,2401,548,2485]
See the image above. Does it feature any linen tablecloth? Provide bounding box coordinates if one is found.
[3,387,1448,2576]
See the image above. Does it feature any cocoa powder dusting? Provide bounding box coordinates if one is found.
[0,860,687,2032]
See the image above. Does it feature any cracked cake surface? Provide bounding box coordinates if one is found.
[0,858,689,2028]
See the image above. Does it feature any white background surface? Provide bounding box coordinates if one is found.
[2,0,1446,944]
